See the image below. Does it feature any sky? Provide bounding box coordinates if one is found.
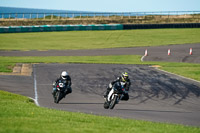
[0,0,199,12]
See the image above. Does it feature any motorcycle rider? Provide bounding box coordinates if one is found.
[104,72,131,101]
[52,71,72,98]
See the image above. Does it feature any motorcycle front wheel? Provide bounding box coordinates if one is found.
[54,91,63,103]
[109,95,117,109]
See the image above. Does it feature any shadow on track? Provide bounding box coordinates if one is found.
[116,109,191,113]
[59,102,103,105]
[130,69,200,105]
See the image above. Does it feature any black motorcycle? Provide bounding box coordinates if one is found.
[53,82,68,103]
[104,82,125,109]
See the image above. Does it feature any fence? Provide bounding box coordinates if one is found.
[0,11,200,24]
[1,23,200,33]
[1,11,200,19]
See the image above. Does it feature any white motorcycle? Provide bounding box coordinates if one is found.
[104,82,125,109]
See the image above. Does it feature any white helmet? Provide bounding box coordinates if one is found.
[61,71,68,79]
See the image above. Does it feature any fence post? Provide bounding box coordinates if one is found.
[65,13,67,19]
[193,11,194,19]
[168,11,169,22]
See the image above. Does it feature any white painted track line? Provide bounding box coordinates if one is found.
[33,65,40,106]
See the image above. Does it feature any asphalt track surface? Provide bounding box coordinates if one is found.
[0,43,200,64]
[0,43,200,127]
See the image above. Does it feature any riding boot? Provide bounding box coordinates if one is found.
[64,87,72,98]
[52,87,57,96]
[52,90,57,103]
[52,90,56,98]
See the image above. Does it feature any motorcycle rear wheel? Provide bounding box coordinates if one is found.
[104,101,109,109]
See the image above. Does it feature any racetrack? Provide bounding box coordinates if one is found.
[0,43,200,126]
[0,43,200,64]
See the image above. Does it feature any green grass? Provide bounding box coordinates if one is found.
[0,28,200,50]
[1,29,200,132]
[1,55,200,81]
[0,90,199,133]
[160,64,200,81]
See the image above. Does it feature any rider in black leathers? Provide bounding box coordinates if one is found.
[52,71,72,97]
[104,72,131,101]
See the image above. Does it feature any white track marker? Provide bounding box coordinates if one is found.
[33,65,40,106]
[141,49,148,62]
[145,49,148,56]
[189,48,192,55]
[168,49,171,56]
[28,97,39,105]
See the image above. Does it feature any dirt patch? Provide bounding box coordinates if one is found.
[0,63,32,76]
[150,65,161,68]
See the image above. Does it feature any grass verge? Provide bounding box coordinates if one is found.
[0,28,200,50]
[0,55,200,81]
[0,90,199,133]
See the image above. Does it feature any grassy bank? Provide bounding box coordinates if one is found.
[0,90,199,133]
[1,14,200,26]
[1,55,200,81]
[0,28,200,50]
